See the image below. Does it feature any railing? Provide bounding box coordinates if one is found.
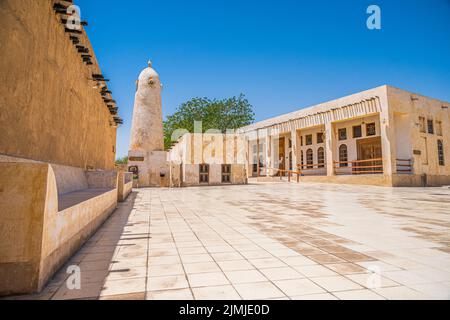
[297,163,327,176]
[396,158,413,174]
[334,158,383,175]
[268,167,302,182]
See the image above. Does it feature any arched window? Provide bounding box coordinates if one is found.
[318,147,325,168]
[438,140,445,166]
[306,148,313,168]
[339,144,348,167]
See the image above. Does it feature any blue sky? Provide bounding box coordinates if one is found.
[76,0,450,158]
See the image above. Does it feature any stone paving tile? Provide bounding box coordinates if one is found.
[333,289,385,300]
[211,251,244,261]
[239,250,273,259]
[52,283,103,300]
[101,278,146,297]
[147,275,190,291]
[408,283,450,300]
[146,289,194,300]
[372,286,430,300]
[192,285,241,300]
[100,292,146,300]
[183,261,222,274]
[356,260,402,272]
[178,247,208,255]
[259,267,304,281]
[324,262,367,275]
[180,254,214,264]
[249,257,286,269]
[310,276,363,292]
[147,264,185,277]
[12,183,450,300]
[274,278,326,296]
[344,273,400,289]
[217,259,255,271]
[187,272,230,287]
[307,254,346,265]
[148,255,181,266]
[234,282,286,300]
[224,270,267,284]
[290,293,338,300]
[280,256,317,267]
[294,265,338,278]
[381,270,434,286]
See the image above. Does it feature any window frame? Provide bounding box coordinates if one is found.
[419,116,426,133]
[366,122,376,136]
[317,147,325,168]
[306,148,313,168]
[338,128,347,141]
[317,132,324,144]
[436,120,443,136]
[199,164,209,183]
[353,125,362,138]
[221,164,232,183]
[438,140,445,166]
[305,134,313,146]
[427,119,434,134]
[339,144,348,167]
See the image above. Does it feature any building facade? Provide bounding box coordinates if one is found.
[168,133,247,187]
[239,85,449,187]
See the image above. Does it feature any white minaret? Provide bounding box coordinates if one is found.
[128,61,168,187]
[129,60,164,152]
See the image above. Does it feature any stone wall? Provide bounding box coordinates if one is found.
[387,86,450,179]
[0,0,117,170]
[117,172,133,201]
[0,162,118,296]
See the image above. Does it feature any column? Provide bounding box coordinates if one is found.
[380,108,396,176]
[265,133,272,176]
[291,129,298,171]
[325,121,336,176]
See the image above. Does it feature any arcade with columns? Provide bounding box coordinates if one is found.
[239,85,449,187]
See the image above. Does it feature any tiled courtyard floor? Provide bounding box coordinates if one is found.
[11,182,450,300]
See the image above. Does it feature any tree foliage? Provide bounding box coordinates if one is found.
[164,94,254,149]
[115,156,128,165]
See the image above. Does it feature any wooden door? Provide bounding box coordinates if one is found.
[357,137,382,173]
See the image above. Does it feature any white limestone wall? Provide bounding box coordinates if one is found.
[387,86,449,179]
[333,115,381,174]
[298,126,326,175]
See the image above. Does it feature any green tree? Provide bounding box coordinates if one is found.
[115,156,128,165]
[164,94,254,149]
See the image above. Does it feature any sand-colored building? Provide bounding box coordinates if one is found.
[168,133,247,187]
[239,85,449,187]
[0,0,131,296]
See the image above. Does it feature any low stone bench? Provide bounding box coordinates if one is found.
[0,162,123,296]
[117,172,133,202]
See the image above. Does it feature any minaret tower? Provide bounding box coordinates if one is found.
[129,60,164,152]
[128,61,168,187]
